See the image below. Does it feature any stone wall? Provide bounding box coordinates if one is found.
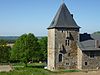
[77,46,82,70]
[54,28,80,70]
[82,51,100,69]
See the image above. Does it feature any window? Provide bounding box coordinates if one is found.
[66,63,69,66]
[85,62,87,65]
[59,54,63,62]
[62,30,64,33]
[89,52,95,58]
[68,40,69,46]
[67,31,70,37]
[68,53,70,56]
[65,40,70,46]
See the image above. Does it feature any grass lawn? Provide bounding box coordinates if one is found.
[0,63,54,75]
[0,63,80,75]
[0,67,53,75]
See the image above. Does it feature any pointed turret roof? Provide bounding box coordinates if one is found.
[48,3,80,29]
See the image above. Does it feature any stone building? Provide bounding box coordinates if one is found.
[47,3,100,71]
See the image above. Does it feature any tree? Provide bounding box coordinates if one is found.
[10,33,39,66]
[0,39,11,63]
[38,37,47,61]
[93,31,100,34]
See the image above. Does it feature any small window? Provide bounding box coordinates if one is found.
[89,52,95,58]
[66,63,69,66]
[59,54,62,62]
[85,62,87,65]
[62,30,64,33]
[68,53,70,56]
[65,40,70,46]
[67,31,70,37]
[68,40,69,46]
[65,40,67,45]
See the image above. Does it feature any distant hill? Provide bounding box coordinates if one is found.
[0,36,44,40]
[0,36,19,40]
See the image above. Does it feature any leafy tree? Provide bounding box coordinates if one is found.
[0,39,7,46]
[38,37,47,61]
[0,39,11,63]
[10,33,39,66]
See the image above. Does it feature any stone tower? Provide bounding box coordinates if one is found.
[47,3,80,71]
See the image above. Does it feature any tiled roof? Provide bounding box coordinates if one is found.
[48,3,80,29]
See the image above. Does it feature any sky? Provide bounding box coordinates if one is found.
[0,0,100,36]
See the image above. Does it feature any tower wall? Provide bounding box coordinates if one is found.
[54,29,80,70]
[47,29,56,71]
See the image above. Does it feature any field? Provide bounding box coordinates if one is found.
[0,63,54,75]
[0,63,100,75]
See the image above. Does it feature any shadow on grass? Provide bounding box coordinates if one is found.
[27,65,45,68]
[26,63,46,68]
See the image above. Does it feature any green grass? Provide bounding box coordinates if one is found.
[63,70,80,72]
[0,63,80,75]
[0,67,53,75]
[0,63,53,75]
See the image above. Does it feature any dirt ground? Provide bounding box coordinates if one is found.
[0,65,12,72]
[57,70,100,75]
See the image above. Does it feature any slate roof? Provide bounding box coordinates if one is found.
[79,33,100,51]
[48,3,80,29]
[79,40,100,51]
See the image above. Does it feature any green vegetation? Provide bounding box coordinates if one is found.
[0,33,47,65]
[38,37,47,61]
[0,39,11,63]
[62,69,80,72]
[10,33,47,66]
[0,63,53,75]
[0,63,80,75]
[10,33,40,66]
[93,31,100,34]
[0,67,52,75]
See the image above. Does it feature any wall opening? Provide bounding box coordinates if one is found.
[59,54,63,62]
[85,62,88,66]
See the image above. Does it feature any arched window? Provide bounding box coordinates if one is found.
[59,54,62,62]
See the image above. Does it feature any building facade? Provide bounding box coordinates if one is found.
[47,3,100,71]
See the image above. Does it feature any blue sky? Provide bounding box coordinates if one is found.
[0,0,100,36]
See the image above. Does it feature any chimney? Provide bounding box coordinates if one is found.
[71,14,73,18]
[95,40,99,48]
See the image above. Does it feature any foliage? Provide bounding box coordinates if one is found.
[0,39,11,63]
[0,39,7,46]
[10,33,39,66]
[93,31,100,34]
[38,37,47,61]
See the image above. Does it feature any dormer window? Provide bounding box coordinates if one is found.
[89,52,95,59]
